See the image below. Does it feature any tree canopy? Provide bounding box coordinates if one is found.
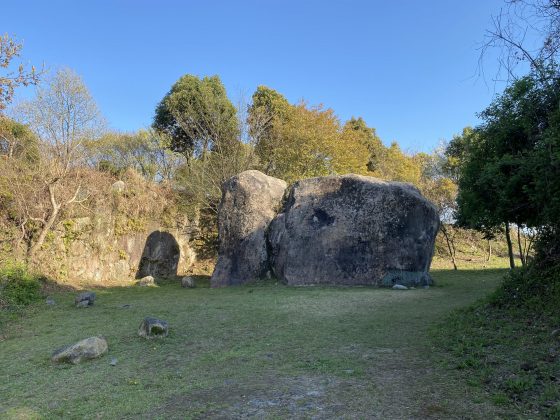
[153,75,239,161]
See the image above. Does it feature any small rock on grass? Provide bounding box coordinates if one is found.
[110,357,118,366]
[138,317,169,339]
[74,291,95,307]
[51,336,108,364]
[392,284,408,290]
[136,276,155,287]
[181,276,195,288]
[551,329,560,338]
[46,297,56,305]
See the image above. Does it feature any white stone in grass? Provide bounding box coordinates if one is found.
[392,284,408,290]
[136,276,155,287]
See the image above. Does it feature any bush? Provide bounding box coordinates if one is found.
[489,262,560,314]
[0,262,43,308]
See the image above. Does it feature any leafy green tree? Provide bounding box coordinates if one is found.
[454,74,560,268]
[248,86,371,182]
[88,130,185,181]
[342,117,383,172]
[247,85,291,173]
[0,116,39,162]
[153,75,239,162]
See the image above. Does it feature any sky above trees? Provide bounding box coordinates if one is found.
[3,0,523,152]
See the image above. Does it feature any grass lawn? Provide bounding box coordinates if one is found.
[0,268,517,419]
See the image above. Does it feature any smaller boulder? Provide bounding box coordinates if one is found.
[46,297,56,305]
[392,284,409,290]
[181,276,195,288]
[75,291,95,307]
[136,276,155,287]
[138,317,168,339]
[51,336,108,364]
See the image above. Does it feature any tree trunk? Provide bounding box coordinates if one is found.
[486,240,492,262]
[441,224,458,270]
[27,185,61,261]
[516,225,526,266]
[504,221,515,269]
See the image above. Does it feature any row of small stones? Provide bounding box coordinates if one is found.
[50,276,195,364]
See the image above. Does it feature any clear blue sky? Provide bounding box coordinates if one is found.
[4,0,511,152]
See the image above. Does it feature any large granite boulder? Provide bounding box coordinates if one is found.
[268,174,439,287]
[211,170,287,287]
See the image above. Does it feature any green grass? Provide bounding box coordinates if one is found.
[435,267,560,419]
[0,269,517,419]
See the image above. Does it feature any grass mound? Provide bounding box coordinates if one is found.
[436,265,560,418]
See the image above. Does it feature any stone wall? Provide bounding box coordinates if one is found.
[33,214,195,285]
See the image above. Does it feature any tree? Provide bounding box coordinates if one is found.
[13,68,105,260]
[0,34,40,112]
[0,115,39,161]
[153,74,239,162]
[248,86,371,183]
[343,117,384,172]
[248,85,291,173]
[454,73,560,268]
[369,142,423,184]
[154,74,256,219]
[87,129,185,181]
[480,0,560,81]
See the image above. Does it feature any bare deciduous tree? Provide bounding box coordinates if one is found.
[11,68,105,260]
[480,0,560,81]
[0,34,41,112]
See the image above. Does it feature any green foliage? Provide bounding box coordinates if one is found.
[248,87,371,183]
[0,262,42,308]
[153,74,239,159]
[489,261,560,313]
[0,116,40,162]
[343,117,384,172]
[87,129,184,181]
[455,74,560,234]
